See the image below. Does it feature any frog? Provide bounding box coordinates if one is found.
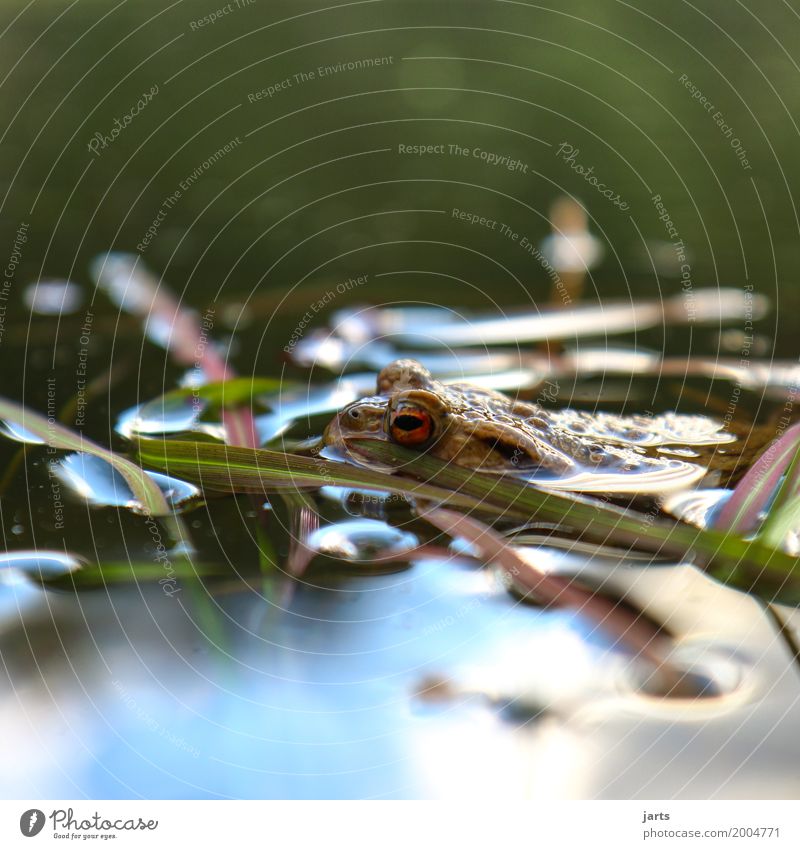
[322,359,754,493]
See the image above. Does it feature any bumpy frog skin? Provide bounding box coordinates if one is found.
[323,359,740,492]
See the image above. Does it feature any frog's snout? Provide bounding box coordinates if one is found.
[324,402,386,446]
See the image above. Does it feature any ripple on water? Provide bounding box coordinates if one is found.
[525,458,707,495]
[661,488,733,529]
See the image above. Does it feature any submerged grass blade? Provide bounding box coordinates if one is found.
[0,396,171,516]
[366,443,800,604]
[282,490,320,578]
[135,437,800,602]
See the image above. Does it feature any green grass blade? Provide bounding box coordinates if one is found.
[135,437,800,602]
[350,440,800,596]
[148,377,291,411]
[135,439,492,513]
[0,396,171,517]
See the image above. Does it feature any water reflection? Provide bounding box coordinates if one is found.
[307,519,418,562]
[0,553,621,798]
[53,452,200,511]
[0,550,82,578]
[662,489,733,530]
[0,528,797,798]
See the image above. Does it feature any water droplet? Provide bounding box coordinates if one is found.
[116,393,207,439]
[307,519,418,562]
[319,486,408,517]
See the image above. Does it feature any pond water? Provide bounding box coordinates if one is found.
[1,0,800,799]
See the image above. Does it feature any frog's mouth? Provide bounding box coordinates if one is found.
[322,403,390,463]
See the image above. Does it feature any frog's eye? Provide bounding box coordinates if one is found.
[388,405,434,446]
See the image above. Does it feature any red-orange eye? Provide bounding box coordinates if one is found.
[388,405,434,446]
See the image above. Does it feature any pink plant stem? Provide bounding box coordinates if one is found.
[421,507,707,697]
[160,300,259,449]
[714,422,800,534]
[95,254,259,449]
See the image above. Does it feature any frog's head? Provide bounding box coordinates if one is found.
[323,359,451,454]
[322,359,573,474]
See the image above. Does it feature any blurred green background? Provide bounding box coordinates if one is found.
[2,1,800,801]
[1,0,799,386]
